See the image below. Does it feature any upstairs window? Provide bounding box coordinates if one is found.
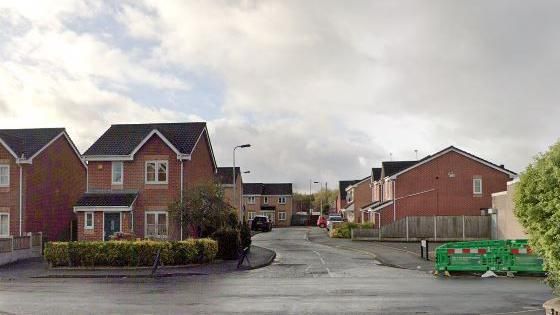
[0,165,9,187]
[263,197,269,204]
[473,177,483,195]
[112,162,123,185]
[145,161,168,184]
[278,196,287,204]
[247,196,256,204]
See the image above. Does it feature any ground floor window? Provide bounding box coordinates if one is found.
[248,212,256,220]
[0,213,8,236]
[145,211,168,238]
[84,212,94,229]
[261,211,275,224]
[278,212,287,221]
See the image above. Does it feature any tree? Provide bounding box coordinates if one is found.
[169,181,235,238]
[515,141,560,289]
[312,189,338,215]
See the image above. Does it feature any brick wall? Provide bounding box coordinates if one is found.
[244,195,293,227]
[377,151,511,226]
[0,145,19,236]
[24,135,87,241]
[352,178,372,223]
[77,211,104,241]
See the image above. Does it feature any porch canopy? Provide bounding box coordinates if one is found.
[73,192,138,212]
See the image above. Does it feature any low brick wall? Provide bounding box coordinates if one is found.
[0,233,42,266]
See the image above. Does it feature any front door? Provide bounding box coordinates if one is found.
[104,213,121,241]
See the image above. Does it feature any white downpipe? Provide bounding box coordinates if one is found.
[180,160,184,241]
[19,165,23,236]
[392,180,396,222]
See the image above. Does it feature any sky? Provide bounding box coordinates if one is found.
[1,0,559,192]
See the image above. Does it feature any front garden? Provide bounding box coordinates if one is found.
[329,222,374,239]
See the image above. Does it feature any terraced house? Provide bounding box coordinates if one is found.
[75,122,217,241]
[243,183,293,227]
[0,128,86,240]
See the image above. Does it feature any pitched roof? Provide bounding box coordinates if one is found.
[243,183,293,195]
[74,192,138,208]
[371,168,382,181]
[216,167,241,184]
[0,128,65,158]
[381,161,418,178]
[389,146,517,178]
[83,122,207,156]
[339,180,359,199]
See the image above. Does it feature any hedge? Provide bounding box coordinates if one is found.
[213,228,241,260]
[330,223,372,239]
[44,239,218,267]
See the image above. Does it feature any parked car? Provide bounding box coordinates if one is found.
[251,215,273,232]
[326,215,343,231]
[317,216,327,228]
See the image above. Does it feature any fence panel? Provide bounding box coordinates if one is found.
[464,216,491,239]
[0,238,11,253]
[12,236,30,250]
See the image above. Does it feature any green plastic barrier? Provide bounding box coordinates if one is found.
[435,239,545,273]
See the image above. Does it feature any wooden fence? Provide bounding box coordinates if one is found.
[352,215,491,241]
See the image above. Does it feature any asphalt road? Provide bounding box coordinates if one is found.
[0,227,553,314]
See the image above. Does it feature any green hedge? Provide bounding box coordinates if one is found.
[213,228,241,260]
[44,239,218,267]
[330,223,373,239]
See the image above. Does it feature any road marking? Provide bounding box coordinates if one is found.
[311,250,333,277]
[480,309,543,315]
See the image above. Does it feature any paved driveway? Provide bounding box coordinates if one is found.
[0,227,553,314]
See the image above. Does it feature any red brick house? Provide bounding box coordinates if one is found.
[215,167,244,221]
[366,146,517,227]
[336,180,358,214]
[243,183,293,227]
[341,176,371,223]
[74,122,217,241]
[0,128,87,240]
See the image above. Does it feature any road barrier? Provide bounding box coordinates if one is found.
[435,239,544,274]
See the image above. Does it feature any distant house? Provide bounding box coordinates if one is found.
[215,167,244,221]
[336,180,359,214]
[366,146,517,227]
[341,176,371,223]
[243,183,293,227]
[491,178,527,240]
[0,128,87,240]
[75,122,217,241]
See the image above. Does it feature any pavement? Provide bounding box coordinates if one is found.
[0,245,276,279]
[0,227,553,314]
[308,227,438,272]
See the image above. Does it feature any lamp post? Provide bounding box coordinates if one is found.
[233,144,251,222]
[313,181,322,215]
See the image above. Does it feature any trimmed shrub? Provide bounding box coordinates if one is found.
[240,221,252,249]
[44,242,69,267]
[359,223,374,229]
[213,228,241,260]
[44,239,218,267]
[329,222,360,239]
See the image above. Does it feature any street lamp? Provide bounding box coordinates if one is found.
[313,181,322,215]
[233,144,251,222]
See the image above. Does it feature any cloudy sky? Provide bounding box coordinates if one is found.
[1,0,559,192]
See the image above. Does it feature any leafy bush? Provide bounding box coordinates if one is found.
[515,141,560,289]
[213,228,241,260]
[359,223,374,229]
[240,221,252,249]
[44,242,69,267]
[44,239,218,267]
[329,222,359,238]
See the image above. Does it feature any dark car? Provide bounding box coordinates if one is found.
[251,215,273,232]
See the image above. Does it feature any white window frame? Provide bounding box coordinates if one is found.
[248,212,256,220]
[0,164,9,187]
[111,161,123,185]
[145,160,168,184]
[278,196,287,204]
[261,211,275,224]
[263,196,269,204]
[0,213,9,236]
[473,177,483,195]
[247,196,256,204]
[84,212,94,230]
[145,211,168,238]
[278,212,287,221]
